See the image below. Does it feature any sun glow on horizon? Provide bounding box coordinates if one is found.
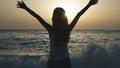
[1,0,120,30]
[62,5,76,20]
[58,2,80,21]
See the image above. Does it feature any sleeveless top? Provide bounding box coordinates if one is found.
[48,33,69,60]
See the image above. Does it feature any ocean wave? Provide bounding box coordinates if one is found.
[0,30,120,68]
[0,42,120,68]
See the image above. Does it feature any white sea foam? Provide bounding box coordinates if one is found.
[0,42,120,68]
[0,30,120,68]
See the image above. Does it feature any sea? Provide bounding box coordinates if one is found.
[0,29,120,68]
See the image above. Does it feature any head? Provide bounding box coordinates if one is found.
[52,7,68,28]
[52,7,70,46]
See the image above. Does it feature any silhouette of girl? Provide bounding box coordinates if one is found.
[17,0,98,68]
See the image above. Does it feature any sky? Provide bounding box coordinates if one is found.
[0,0,120,30]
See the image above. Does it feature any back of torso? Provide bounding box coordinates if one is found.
[48,33,69,60]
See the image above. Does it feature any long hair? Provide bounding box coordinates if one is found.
[52,7,70,47]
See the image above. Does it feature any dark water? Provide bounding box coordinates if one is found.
[0,29,120,68]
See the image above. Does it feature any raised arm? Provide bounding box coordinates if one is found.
[17,0,52,32]
[68,0,98,32]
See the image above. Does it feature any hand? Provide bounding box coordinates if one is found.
[17,0,27,9]
[89,0,98,5]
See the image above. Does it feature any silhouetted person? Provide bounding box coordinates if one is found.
[17,0,98,68]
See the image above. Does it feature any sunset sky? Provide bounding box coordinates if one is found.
[0,0,120,30]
